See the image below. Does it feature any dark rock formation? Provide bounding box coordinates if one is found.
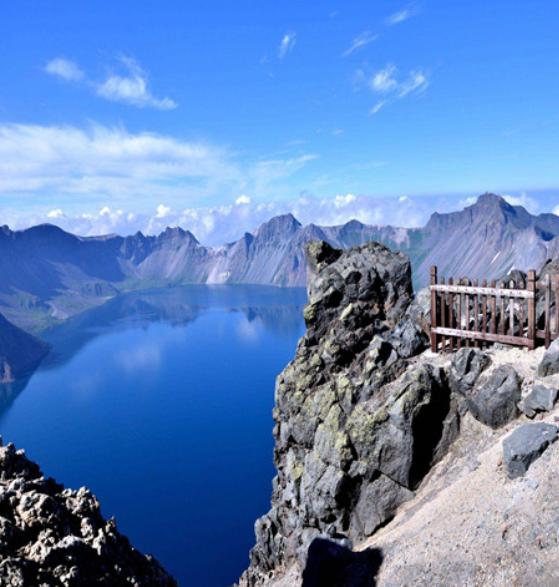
[448,348,492,397]
[460,365,522,429]
[0,312,50,382]
[241,241,463,586]
[538,338,559,377]
[502,423,558,479]
[520,384,559,418]
[0,442,177,586]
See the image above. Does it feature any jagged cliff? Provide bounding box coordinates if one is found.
[0,441,177,586]
[241,240,559,587]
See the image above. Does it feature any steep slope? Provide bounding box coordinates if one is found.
[0,312,50,382]
[2,193,559,331]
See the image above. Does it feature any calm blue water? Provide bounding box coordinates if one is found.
[0,285,307,587]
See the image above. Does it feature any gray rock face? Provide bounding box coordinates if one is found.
[448,348,492,397]
[502,423,558,479]
[0,442,177,586]
[387,317,429,359]
[241,241,462,586]
[538,338,559,377]
[403,286,431,338]
[461,365,522,429]
[520,384,559,418]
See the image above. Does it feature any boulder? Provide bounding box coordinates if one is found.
[462,365,522,429]
[448,348,492,396]
[388,317,429,359]
[502,423,558,479]
[537,338,559,377]
[520,384,559,418]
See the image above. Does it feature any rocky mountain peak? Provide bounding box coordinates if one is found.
[425,192,531,232]
[255,213,302,241]
[159,226,199,245]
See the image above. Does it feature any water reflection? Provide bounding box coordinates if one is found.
[0,284,307,418]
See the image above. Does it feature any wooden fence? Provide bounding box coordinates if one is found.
[430,266,559,353]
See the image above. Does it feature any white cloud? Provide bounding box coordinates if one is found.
[44,55,177,110]
[370,101,386,115]
[278,31,296,59]
[0,123,319,233]
[357,63,430,113]
[334,194,356,207]
[342,31,378,57]
[156,204,172,218]
[398,69,429,97]
[386,4,420,26]
[0,123,241,203]
[96,56,177,110]
[371,64,399,93]
[44,58,84,81]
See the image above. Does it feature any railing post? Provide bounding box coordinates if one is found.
[430,266,438,352]
[527,269,536,350]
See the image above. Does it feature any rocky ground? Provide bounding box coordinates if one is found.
[240,240,559,587]
[0,441,177,586]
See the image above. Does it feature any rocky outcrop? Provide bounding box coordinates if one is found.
[538,338,559,377]
[462,365,522,429]
[0,312,50,382]
[449,349,522,429]
[0,441,177,586]
[520,384,559,418]
[502,423,558,479]
[241,241,463,586]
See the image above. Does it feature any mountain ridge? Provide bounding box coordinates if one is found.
[2,193,559,331]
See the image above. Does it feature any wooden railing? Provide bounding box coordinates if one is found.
[430,266,559,353]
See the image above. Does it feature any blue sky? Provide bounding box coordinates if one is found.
[1,0,558,243]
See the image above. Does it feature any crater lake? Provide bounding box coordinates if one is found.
[0,285,308,587]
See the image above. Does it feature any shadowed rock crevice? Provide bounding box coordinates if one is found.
[409,372,453,489]
[302,538,383,587]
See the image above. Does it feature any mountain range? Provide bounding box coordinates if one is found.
[2,192,559,332]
